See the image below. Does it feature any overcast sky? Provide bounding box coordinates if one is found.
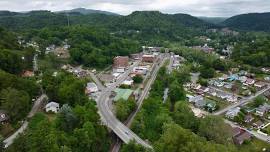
[0,0,270,17]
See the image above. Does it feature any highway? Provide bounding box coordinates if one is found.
[91,60,153,149]
[213,85,270,115]
[3,94,48,148]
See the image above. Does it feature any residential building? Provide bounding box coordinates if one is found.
[227,95,238,103]
[142,55,155,63]
[244,114,254,123]
[195,99,206,109]
[253,120,264,129]
[85,82,98,94]
[22,70,34,77]
[244,78,255,85]
[233,129,251,145]
[226,107,240,119]
[264,91,270,100]
[256,103,270,116]
[113,56,129,68]
[254,81,266,88]
[45,102,60,113]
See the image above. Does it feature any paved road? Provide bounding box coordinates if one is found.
[91,61,152,149]
[3,94,47,148]
[213,85,270,115]
[111,55,168,152]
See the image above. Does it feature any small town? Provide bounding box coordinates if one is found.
[1,1,270,152]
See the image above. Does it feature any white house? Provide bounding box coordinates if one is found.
[86,82,98,94]
[226,107,240,119]
[122,80,134,86]
[45,102,60,113]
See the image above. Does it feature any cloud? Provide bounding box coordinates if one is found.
[0,0,269,17]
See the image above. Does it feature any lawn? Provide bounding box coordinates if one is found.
[239,139,270,152]
[261,124,270,135]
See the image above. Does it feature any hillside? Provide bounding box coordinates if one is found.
[222,12,270,32]
[56,8,119,16]
[199,17,227,24]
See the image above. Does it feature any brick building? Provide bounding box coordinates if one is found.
[113,56,129,68]
[142,55,155,63]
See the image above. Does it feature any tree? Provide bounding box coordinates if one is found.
[0,88,30,122]
[168,81,185,111]
[115,99,136,122]
[55,104,78,132]
[200,66,215,79]
[172,102,199,132]
[133,75,143,84]
[121,141,149,152]
[154,123,236,152]
[198,116,233,144]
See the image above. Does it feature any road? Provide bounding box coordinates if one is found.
[3,94,47,148]
[91,60,152,149]
[111,55,168,152]
[213,85,270,115]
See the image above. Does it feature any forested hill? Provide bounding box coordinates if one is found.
[56,8,120,16]
[222,12,270,32]
[110,11,213,30]
[0,10,213,31]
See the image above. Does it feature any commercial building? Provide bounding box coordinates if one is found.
[113,56,129,68]
[85,82,99,94]
[142,55,155,63]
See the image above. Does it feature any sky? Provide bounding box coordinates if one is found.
[0,0,270,17]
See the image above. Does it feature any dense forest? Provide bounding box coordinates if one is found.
[222,12,270,32]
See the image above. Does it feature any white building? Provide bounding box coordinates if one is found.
[133,67,148,75]
[122,80,134,86]
[226,107,240,119]
[86,82,98,94]
[45,102,60,113]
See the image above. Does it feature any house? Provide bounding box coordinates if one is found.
[113,56,129,68]
[253,120,264,129]
[233,130,251,145]
[200,86,209,93]
[228,74,239,81]
[188,95,203,103]
[85,82,98,94]
[205,101,217,112]
[195,100,206,109]
[244,78,255,85]
[255,103,270,116]
[239,76,247,83]
[244,114,254,123]
[217,92,229,100]
[142,55,155,63]
[113,68,125,73]
[254,81,266,88]
[226,107,241,119]
[219,74,228,81]
[208,89,217,97]
[45,102,60,113]
[227,95,238,103]
[0,110,9,124]
[264,91,270,100]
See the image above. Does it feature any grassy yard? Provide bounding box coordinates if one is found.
[239,139,270,152]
